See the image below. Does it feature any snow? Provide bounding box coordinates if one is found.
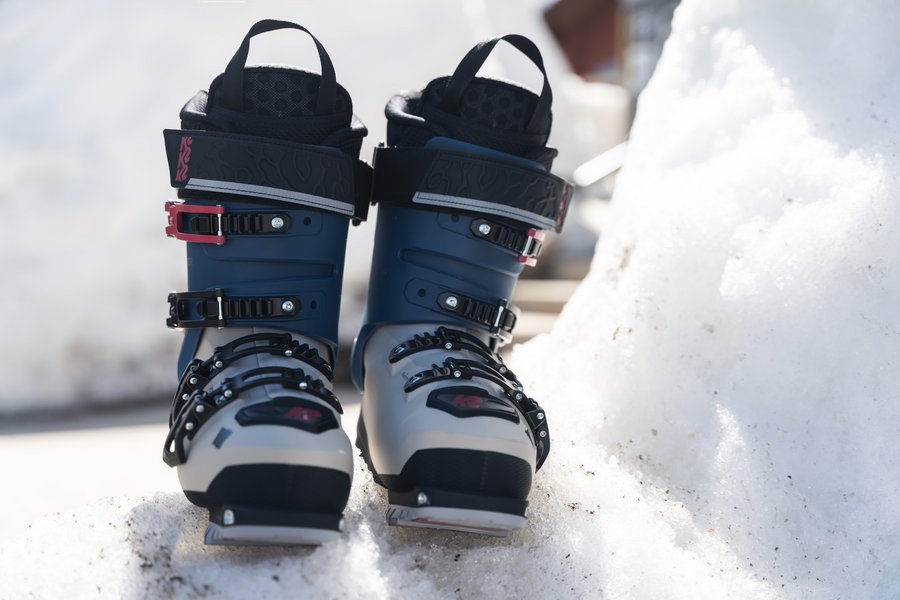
[3,0,899,598]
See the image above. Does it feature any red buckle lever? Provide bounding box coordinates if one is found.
[518,228,546,267]
[165,201,225,245]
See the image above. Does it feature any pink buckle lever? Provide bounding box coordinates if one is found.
[517,228,546,267]
[165,201,225,245]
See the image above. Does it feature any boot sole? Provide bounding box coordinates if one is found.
[356,415,530,536]
[204,504,341,546]
[184,464,350,546]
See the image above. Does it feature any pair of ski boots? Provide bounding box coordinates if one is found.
[162,20,572,545]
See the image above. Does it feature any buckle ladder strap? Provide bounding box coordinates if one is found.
[470,218,546,266]
[165,330,340,467]
[388,327,517,381]
[163,129,372,221]
[370,146,572,233]
[436,292,518,339]
[404,357,520,395]
[165,201,293,244]
[167,289,307,329]
[170,332,334,422]
[169,333,333,426]
[403,357,550,470]
[205,366,341,415]
[164,365,341,467]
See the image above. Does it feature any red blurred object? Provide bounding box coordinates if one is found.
[545,0,622,77]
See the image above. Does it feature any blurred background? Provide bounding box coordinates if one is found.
[0,0,676,533]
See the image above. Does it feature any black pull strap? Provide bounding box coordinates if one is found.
[439,34,552,135]
[222,19,337,115]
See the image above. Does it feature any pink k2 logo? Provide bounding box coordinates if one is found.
[175,135,192,182]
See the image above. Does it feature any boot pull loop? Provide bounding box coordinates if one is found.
[438,34,552,135]
[222,19,337,115]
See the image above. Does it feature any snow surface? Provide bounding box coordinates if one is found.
[3,0,899,598]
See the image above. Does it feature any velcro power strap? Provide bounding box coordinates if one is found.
[370,146,571,233]
[164,129,371,220]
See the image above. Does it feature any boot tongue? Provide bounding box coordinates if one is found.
[387,75,555,165]
[181,66,356,147]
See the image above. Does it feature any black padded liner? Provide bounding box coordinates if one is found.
[211,66,350,118]
[426,76,550,135]
[385,75,558,168]
[179,66,365,156]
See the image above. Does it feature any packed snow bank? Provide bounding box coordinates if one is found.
[517,0,900,596]
[3,0,898,598]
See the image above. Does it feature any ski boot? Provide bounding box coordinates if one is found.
[161,20,370,545]
[352,35,573,536]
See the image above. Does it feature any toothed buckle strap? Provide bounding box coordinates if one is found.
[164,201,292,244]
[164,333,338,467]
[167,289,304,328]
[171,333,333,415]
[470,218,546,266]
[436,292,518,348]
[389,327,516,379]
[389,327,549,469]
[164,129,372,221]
[164,365,341,466]
[370,146,572,233]
[403,356,550,470]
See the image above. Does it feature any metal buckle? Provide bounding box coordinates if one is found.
[490,300,510,332]
[517,228,546,266]
[165,201,225,245]
[488,300,516,351]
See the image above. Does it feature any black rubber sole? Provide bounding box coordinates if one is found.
[184,463,351,546]
[356,415,532,520]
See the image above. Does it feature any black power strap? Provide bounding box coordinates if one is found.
[370,146,571,232]
[439,34,552,135]
[164,129,371,220]
[222,19,337,115]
